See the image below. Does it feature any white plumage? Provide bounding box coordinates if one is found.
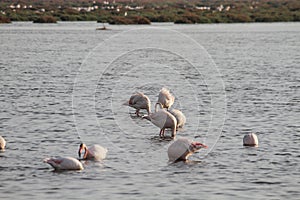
[124,92,151,116]
[78,144,107,161]
[143,103,177,138]
[168,137,208,162]
[169,108,186,129]
[157,87,175,110]
[44,157,84,170]
[243,133,258,147]
[0,136,6,150]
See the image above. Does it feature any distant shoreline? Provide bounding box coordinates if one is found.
[1,0,299,24]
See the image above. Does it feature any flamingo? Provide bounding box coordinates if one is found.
[168,108,186,129]
[78,143,107,161]
[0,136,6,150]
[143,103,177,138]
[44,157,84,170]
[168,137,208,162]
[155,102,185,129]
[157,87,175,110]
[124,92,151,116]
[243,133,258,147]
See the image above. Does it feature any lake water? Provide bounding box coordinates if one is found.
[0,22,299,199]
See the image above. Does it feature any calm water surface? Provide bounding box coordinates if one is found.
[0,22,299,199]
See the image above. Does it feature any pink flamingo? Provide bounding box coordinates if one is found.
[78,143,107,161]
[143,103,177,138]
[243,133,258,147]
[44,157,83,170]
[124,92,151,116]
[158,87,175,110]
[0,136,6,150]
[168,137,208,162]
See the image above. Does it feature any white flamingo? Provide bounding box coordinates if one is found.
[169,108,186,129]
[156,102,185,129]
[168,137,208,162]
[78,143,107,161]
[243,133,258,147]
[124,92,151,116]
[0,136,6,150]
[44,157,84,170]
[143,103,177,138]
[158,87,175,110]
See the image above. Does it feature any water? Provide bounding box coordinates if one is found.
[0,22,299,199]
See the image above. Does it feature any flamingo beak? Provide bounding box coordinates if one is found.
[192,142,208,149]
[78,147,82,158]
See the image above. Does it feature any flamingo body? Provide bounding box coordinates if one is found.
[78,144,107,161]
[143,109,177,138]
[44,157,83,170]
[158,88,175,110]
[168,137,208,162]
[0,136,6,150]
[125,92,151,116]
[169,109,186,129]
[243,133,258,147]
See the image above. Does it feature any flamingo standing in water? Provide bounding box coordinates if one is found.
[124,92,151,116]
[143,103,177,138]
[168,137,208,162]
[156,102,186,129]
[44,157,84,170]
[168,108,186,129]
[158,87,175,110]
[78,143,107,161]
[243,133,258,147]
[0,136,6,150]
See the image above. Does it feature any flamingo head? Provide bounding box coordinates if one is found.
[78,143,87,158]
[190,141,208,152]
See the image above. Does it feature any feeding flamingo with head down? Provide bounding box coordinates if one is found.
[44,157,84,170]
[168,108,186,129]
[168,137,208,162]
[78,143,107,161]
[0,136,6,151]
[124,92,151,116]
[243,133,258,147]
[143,102,177,138]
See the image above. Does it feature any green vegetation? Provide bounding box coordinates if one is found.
[33,15,57,23]
[0,15,11,23]
[0,0,299,24]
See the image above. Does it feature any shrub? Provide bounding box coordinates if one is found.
[33,15,57,23]
[0,15,11,23]
[109,16,151,25]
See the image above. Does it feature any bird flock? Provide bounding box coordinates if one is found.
[0,88,259,171]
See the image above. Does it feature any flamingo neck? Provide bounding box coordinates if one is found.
[83,147,89,159]
[155,102,163,112]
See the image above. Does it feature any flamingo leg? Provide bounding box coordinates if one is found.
[171,128,176,138]
[162,128,165,138]
[135,109,140,116]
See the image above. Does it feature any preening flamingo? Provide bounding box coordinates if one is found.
[157,87,175,110]
[124,92,151,116]
[78,143,107,161]
[168,137,208,162]
[243,133,258,147]
[44,157,84,170]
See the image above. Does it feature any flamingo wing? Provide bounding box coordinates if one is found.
[44,157,83,170]
[88,145,108,161]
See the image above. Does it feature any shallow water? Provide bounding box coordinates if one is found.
[0,22,299,199]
